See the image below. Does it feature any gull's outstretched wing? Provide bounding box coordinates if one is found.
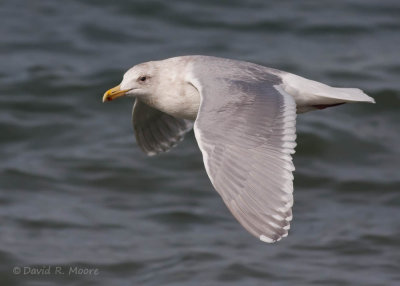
[189,57,297,242]
[132,99,193,155]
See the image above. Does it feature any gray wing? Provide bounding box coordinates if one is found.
[132,99,193,155]
[189,58,296,242]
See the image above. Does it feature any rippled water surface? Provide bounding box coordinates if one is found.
[1,0,400,285]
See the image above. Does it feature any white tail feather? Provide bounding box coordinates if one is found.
[278,73,375,113]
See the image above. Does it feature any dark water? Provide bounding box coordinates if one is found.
[1,0,400,285]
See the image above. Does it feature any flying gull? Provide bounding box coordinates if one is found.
[102,56,375,243]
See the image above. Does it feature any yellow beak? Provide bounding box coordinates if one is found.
[102,85,130,102]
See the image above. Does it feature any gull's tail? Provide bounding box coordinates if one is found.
[278,72,375,113]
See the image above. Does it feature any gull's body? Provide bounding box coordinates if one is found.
[103,55,374,243]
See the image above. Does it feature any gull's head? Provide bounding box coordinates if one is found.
[103,62,158,102]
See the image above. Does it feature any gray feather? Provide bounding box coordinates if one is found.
[132,99,193,155]
[189,57,297,242]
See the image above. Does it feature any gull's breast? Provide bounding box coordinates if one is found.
[148,80,201,121]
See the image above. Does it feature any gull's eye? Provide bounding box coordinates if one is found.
[139,76,147,82]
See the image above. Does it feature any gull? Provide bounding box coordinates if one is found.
[102,55,375,243]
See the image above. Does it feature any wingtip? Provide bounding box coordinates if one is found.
[260,235,275,243]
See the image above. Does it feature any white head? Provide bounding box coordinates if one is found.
[102,57,200,120]
[102,62,159,102]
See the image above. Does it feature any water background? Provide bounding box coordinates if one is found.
[1,0,400,285]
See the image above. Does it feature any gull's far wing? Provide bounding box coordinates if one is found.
[132,99,193,155]
[189,57,297,242]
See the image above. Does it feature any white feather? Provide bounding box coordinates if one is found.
[274,73,375,113]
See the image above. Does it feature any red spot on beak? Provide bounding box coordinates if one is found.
[107,97,112,101]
